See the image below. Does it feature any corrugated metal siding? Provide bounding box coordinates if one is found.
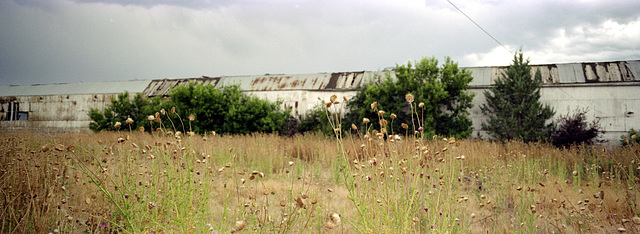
[466,60,639,86]
[142,77,220,97]
[467,67,492,86]
[625,60,640,81]
[557,63,586,83]
[205,71,367,92]
[0,80,150,96]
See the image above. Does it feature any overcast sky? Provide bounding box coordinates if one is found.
[1,0,639,86]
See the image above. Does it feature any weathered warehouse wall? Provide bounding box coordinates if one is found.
[1,60,638,144]
[0,94,120,133]
[468,83,639,143]
[464,60,640,143]
[0,80,150,133]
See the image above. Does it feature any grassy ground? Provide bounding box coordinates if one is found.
[1,129,639,233]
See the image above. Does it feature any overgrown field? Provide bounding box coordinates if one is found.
[1,130,639,233]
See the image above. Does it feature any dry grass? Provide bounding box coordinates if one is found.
[1,129,639,233]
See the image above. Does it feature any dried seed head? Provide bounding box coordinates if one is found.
[418,102,424,108]
[632,216,640,224]
[138,126,145,132]
[325,221,336,229]
[114,122,122,128]
[390,113,397,119]
[147,115,155,121]
[351,124,358,131]
[325,102,332,108]
[405,93,414,103]
[234,219,246,232]
[363,118,370,124]
[330,94,338,104]
[295,196,306,208]
[378,110,385,116]
[330,212,341,224]
[401,123,409,129]
[41,144,50,152]
[170,107,176,114]
[370,101,377,110]
[188,114,195,121]
[380,119,388,127]
[155,112,160,119]
[343,96,348,102]
[125,118,134,124]
[160,109,166,115]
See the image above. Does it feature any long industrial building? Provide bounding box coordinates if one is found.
[1,60,639,144]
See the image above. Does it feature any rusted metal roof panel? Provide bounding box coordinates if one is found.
[530,64,558,84]
[142,77,220,97]
[0,80,150,97]
[216,71,367,91]
[583,61,638,82]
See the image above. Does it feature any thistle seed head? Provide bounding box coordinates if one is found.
[330,212,341,224]
[380,119,388,127]
[405,93,414,103]
[330,94,338,104]
[295,196,306,208]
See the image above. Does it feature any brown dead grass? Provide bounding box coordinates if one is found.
[1,130,639,233]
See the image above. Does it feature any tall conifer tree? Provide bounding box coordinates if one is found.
[480,52,555,142]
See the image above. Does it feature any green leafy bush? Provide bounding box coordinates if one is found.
[154,82,292,135]
[345,57,474,138]
[89,83,292,135]
[88,92,157,132]
[621,128,639,146]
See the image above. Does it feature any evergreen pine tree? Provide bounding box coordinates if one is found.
[480,52,555,142]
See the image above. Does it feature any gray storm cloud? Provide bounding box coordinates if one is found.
[1,0,639,86]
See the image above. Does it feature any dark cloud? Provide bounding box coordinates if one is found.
[1,0,639,86]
